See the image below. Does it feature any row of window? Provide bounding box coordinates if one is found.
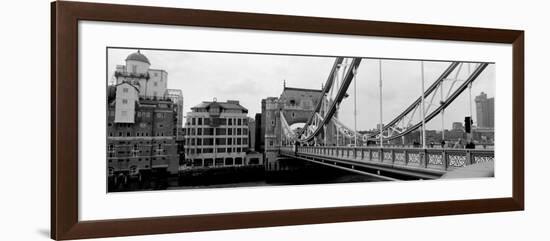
[108,131,170,137]
[187,157,244,167]
[186,137,248,146]
[108,155,166,164]
[185,127,248,136]
[186,147,248,155]
[187,117,248,126]
[108,140,170,145]
[108,111,169,118]
[109,143,165,151]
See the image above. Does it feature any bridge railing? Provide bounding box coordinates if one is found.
[280,146,494,172]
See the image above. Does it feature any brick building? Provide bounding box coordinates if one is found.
[107,50,183,179]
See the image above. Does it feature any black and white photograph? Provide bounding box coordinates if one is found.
[106,47,495,192]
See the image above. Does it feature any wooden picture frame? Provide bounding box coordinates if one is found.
[51,1,524,240]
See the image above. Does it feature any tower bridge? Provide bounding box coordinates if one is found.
[264,57,495,180]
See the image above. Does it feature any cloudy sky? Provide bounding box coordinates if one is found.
[108,48,495,131]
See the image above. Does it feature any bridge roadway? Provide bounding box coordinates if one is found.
[279,146,495,180]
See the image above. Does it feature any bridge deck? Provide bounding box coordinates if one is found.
[280,146,494,180]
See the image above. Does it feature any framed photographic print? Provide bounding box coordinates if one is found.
[51,1,524,240]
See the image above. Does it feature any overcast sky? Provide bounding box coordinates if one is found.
[108,48,495,131]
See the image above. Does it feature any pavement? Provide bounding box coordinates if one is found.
[441,161,495,179]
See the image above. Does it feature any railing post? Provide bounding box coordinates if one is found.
[404,149,409,166]
[467,150,473,165]
[391,149,395,165]
[442,149,448,171]
[421,149,427,168]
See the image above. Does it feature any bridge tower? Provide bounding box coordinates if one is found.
[262,86,324,166]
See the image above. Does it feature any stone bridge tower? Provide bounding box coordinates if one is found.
[262,86,323,165]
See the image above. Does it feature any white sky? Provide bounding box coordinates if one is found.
[108,48,495,131]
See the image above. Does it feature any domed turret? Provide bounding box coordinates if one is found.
[125,50,151,74]
[125,50,150,64]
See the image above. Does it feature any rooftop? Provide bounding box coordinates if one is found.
[191,100,248,113]
[283,86,322,93]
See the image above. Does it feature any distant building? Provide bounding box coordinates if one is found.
[475,92,495,128]
[183,99,262,168]
[107,50,183,178]
[452,122,464,131]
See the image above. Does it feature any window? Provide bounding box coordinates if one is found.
[215,138,226,145]
[216,128,226,135]
[193,159,202,167]
[227,138,232,145]
[272,120,275,126]
[137,112,142,117]
[198,118,202,125]
[204,159,213,167]
[237,128,242,135]
[215,158,224,166]
[192,118,196,125]
[127,132,131,136]
[243,119,248,125]
[132,144,139,157]
[228,119,232,126]
[123,88,128,93]
[235,157,243,165]
[225,158,233,165]
[204,138,214,146]
[238,119,242,126]
[132,65,137,73]
[243,129,248,135]
[197,128,202,135]
[122,99,128,105]
[237,138,241,145]
[204,128,214,135]
[217,148,226,153]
